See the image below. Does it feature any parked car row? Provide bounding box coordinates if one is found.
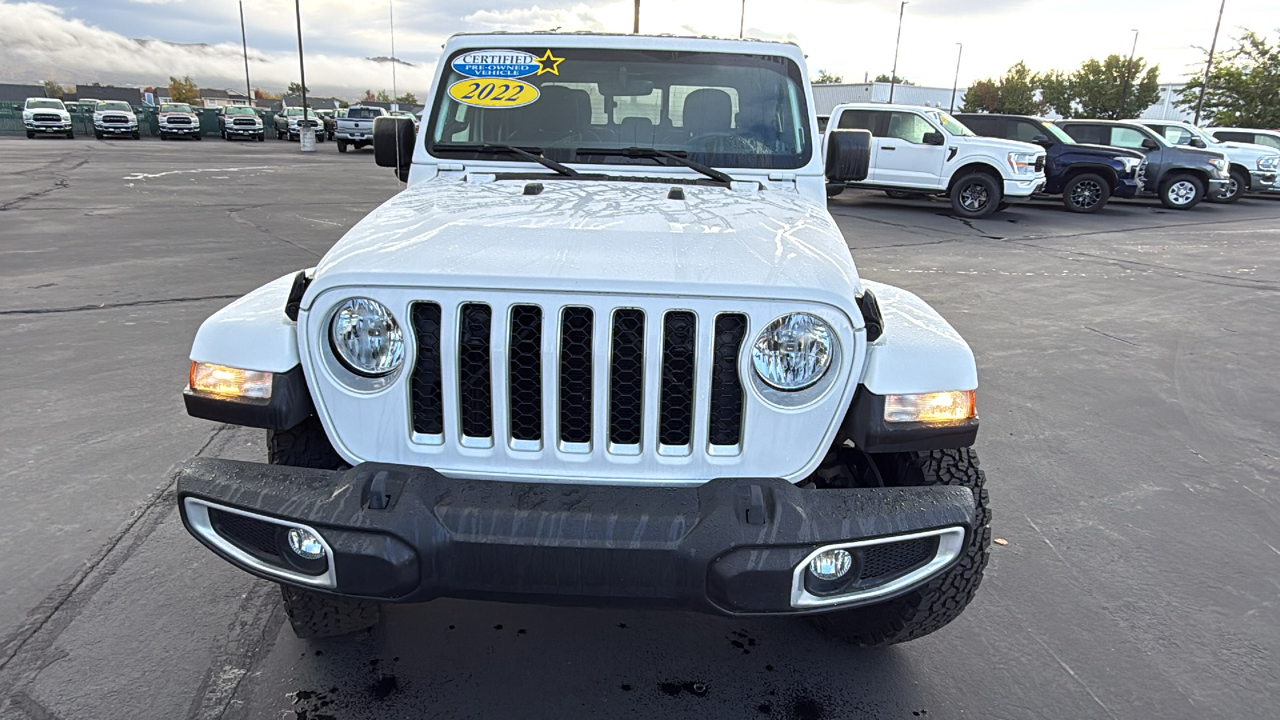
[823,102,1280,216]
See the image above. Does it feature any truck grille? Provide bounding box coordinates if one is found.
[33,113,61,122]
[233,118,257,126]
[1034,156,1045,172]
[102,115,130,124]
[167,117,192,125]
[409,302,748,454]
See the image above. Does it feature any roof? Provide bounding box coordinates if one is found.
[447,31,798,47]
[0,83,50,102]
[441,32,805,61]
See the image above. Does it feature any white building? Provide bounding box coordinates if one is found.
[812,82,967,116]
[1133,83,1195,122]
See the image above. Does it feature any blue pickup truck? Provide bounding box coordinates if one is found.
[955,113,1145,213]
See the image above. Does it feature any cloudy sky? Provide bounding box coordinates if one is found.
[1,0,1276,99]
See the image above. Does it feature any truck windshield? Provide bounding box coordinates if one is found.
[97,101,132,112]
[428,47,812,170]
[926,110,976,137]
[27,99,64,110]
[161,104,193,113]
[225,107,255,115]
[1040,122,1076,144]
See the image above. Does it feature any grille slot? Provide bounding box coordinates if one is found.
[659,311,697,448]
[859,537,937,582]
[508,305,543,443]
[458,303,493,439]
[409,303,444,436]
[558,307,594,445]
[208,508,280,561]
[709,314,748,446]
[609,309,646,447]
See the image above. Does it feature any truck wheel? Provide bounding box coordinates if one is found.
[258,133,265,142]
[268,415,378,639]
[67,129,75,139]
[280,585,381,640]
[337,140,348,153]
[1062,173,1110,213]
[94,129,104,140]
[806,448,991,647]
[1159,173,1204,210]
[949,172,1002,218]
[132,131,141,140]
[27,131,35,139]
[1207,168,1247,204]
[193,134,202,141]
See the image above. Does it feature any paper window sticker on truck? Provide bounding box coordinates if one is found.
[449,78,541,108]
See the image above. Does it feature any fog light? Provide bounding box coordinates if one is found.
[287,527,326,560]
[809,549,853,580]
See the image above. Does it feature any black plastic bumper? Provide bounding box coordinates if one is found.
[177,458,975,615]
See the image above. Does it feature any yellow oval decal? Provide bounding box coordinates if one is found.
[448,78,539,109]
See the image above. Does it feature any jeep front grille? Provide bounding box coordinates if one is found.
[409,302,748,456]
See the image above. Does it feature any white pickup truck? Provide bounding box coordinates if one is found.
[177,32,990,648]
[825,103,1047,218]
[335,106,387,152]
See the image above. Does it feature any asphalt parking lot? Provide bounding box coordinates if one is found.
[0,135,1277,720]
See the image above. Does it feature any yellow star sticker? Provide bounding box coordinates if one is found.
[535,49,564,76]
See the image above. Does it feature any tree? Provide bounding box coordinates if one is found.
[956,62,1045,114]
[1177,30,1280,127]
[337,99,349,108]
[375,89,392,102]
[1039,70,1074,117]
[1069,54,1160,119]
[286,82,309,96]
[363,89,377,102]
[42,80,64,98]
[813,69,844,84]
[253,88,280,100]
[395,92,417,104]
[874,74,912,85]
[168,75,200,104]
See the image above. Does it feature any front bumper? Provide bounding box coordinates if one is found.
[177,458,975,615]
[225,125,263,136]
[1248,170,1276,192]
[1113,177,1143,199]
[95,123,137,135]
[25,122,72,133]
[161,125,200,135]
[1003,177,1046,200]
[1208,177,1230,195]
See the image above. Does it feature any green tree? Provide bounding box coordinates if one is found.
[1069,54,1160,119]
[375,89,392,102]
[42,80,64,98]
[874,73,912,85]
[395,92,418,104]
[812,69,844,84]
[958,78,1000,112]
[1039,70,1074,117]
[286,81,310,96]
[168,75,200,104]
[1177,30,1280,127]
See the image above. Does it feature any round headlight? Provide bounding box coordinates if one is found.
[751,313,834,391]
[329,298,405,376]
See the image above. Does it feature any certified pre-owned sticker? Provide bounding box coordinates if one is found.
[452,50,541,78]
[448,78,540,108]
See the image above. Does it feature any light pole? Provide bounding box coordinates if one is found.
[238,0,249,102]
[294,0,312,149]
[389,0,397,107]
[740,0,746,39]
[1117,28,1139,119]
[949,42,963,113]
[1194,0,1227,125]
[888,1,907,104]
[633,0,640,33]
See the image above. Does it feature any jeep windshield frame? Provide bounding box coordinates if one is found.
[426,47,813,171]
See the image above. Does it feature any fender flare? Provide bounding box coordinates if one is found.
[189,271,309,373]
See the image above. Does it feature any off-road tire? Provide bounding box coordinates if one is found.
[1158,172,1204,210]
[280,584,381,640]
[268,415,378,638]
[1207,168,1247,204]
[806,448,991,646]
[1063,173,1110,213]
[949,172,1002,218]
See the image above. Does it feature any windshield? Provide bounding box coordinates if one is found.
[27,99,64,110]
[97,101,131,112]
[927,110,975,137]
[285,108,317,118]
[1041,122,1076,144]
[429,47,812,170]
[161,104,193,113]
[225,107,255,116]
[347,107,382,119]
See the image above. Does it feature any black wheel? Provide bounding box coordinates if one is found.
[26,131,35,139]
[268,416,379,639]
[337,140,348,153]
[132,132,140,140]
[94,129,104,140]
[66,130,75,139]
[884,190,927,200]
[1159,172,1204,210]
[949,172,1002,218]
[258,133,265,142]
[160,133,169,141]
[1208,168,1247,204]
[1062,173,1110,213]
[193,133,202,141]
[807,448,991,646]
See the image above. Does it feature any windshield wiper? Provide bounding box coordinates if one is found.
[575,147,736,185]
[433,143,579,177]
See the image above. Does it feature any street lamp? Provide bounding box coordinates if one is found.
[1195,0,1227,125]
[294,0,313,150]
[239,1,251,102]
[1117,28,1139,119]
[740,0,746,39]
[949,43,963,113]
[888,1,908,104]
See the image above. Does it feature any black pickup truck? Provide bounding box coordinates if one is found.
[955,114,1145,213]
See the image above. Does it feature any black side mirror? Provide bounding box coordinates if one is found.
[374,116,416,182]
[1032,134,1053,148]
[1189,137,1207,149]
[826,129,872,182]
[1141,138,1159,151]
[922,131,945,146]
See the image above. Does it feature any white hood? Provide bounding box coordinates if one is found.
[954,134,1043,154]
[308,178,864,310]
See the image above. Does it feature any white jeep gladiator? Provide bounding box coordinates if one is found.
[177,33,990,646]
[825,103,1047,218]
